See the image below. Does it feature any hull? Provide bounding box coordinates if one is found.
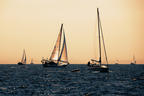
[88,65,109,72]
[17,62,25,65]
[131,63,135,65]
[42,62,68,67]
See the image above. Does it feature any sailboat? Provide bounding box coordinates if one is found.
[17,49,26,65]
[30,58,34,64]
[87,8,109,72]
[130,55,136,65]
[115,60,119,65]
[41,24,69,67]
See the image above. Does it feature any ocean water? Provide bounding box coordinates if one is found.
[0,64,144,96]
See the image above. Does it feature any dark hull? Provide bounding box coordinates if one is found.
[42,62,67,67]
[131,63,136,65]
[18,63,25,65]
[88,66,109,72]
[17,62,25,65]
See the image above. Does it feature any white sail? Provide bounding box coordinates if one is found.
[58,30,69,64]
[49,24,63,62]
[23,51,26,64]
[30,58,34,64]
[21,49,25,63]
[21,49,26,64]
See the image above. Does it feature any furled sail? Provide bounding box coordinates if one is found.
[49,24,63,62]
[58,30,69,64]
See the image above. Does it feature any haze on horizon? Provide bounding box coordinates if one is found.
[0,0,144,64]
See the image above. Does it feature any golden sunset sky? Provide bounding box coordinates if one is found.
[0,0,144,64]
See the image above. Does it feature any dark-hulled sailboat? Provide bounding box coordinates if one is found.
[87,8,109,72]
[17,49,26,65]
[30,58,34,64]
[41,24,69,67]
[130,55,136,65]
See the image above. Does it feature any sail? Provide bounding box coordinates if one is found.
[24,51,26,64]
[58,30,69,64]
[30,58,33,64]
[21,49,26,64]
[21,49,25,63]
[49,24,63,62]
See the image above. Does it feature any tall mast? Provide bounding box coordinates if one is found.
[97,8,101,65]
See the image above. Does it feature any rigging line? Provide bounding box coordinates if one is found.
[99,16,109,65]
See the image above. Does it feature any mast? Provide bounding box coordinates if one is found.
[97,8,101,65]
[97,8,109,66]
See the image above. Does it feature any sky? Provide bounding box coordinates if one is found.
[0,0,144,64]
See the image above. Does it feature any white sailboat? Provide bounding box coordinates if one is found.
[41,24,69,67]
[18,49,26,65]
[87,8,109,72]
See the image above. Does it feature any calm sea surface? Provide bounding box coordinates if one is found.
[0,64,144,96]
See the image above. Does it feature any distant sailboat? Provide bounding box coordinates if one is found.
[41,24,69,67]
[115,60,119,65]
[87,8,109,72]
[30,58,34,64]
[18,49,26,65]
[130,55,136,65]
